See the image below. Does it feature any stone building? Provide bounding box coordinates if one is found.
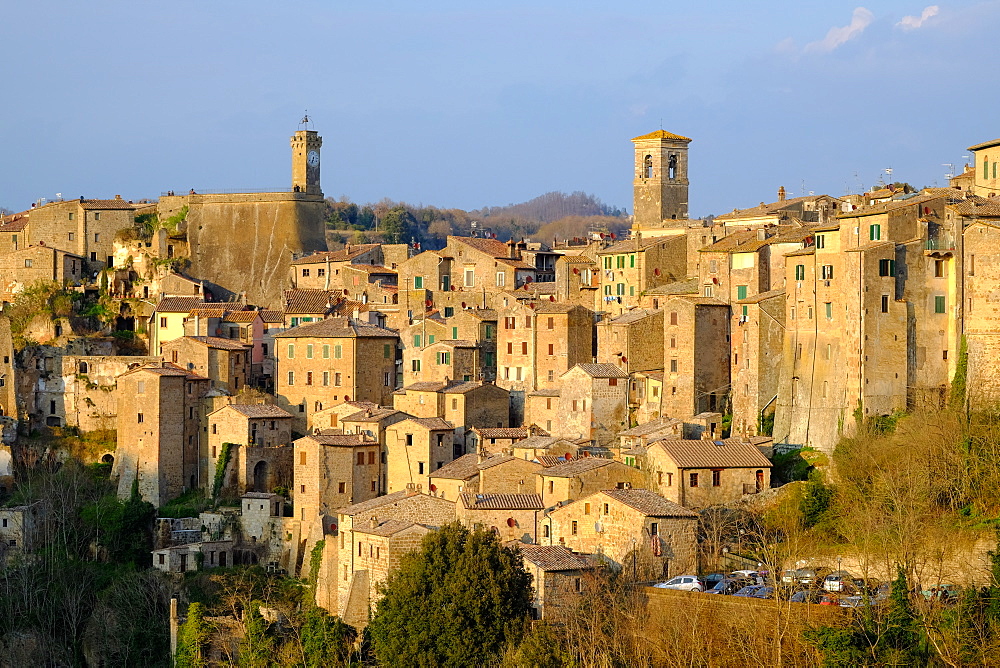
[639,437,772,508]
[392,380,509,452]
[661,296,731,419]
[596,309,664,374]
[308,400,379,432]
[161,335,251,394]
[113,362,209,506]
[537,458,646,507]
[289,245,384,290]
[730,289,785,437]
[331,490,455,622]
[477,454,542,495]
[0,502,44,562]
[962,216,1000,404]
[518,544,597,621]
[0,245,84,302]
[967,138,1000,196]
[340,407,408,448]
[596,236,688,316]
[207,404,294,496]
[149,296,209,355]
[456,492,543,543]
[542,488,698,577]
[555,364,629,447]
[427,453,480,500]
[496,302,594,422]
[293,433,381,523]
[628,371,667,425]
[58,354,160,432]
[152,539,235,573]
[273,317,399,434]
[409,339,481,384]
[554,254,601,311]
[383,417,455,493]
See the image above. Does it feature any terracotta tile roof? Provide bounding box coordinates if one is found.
[699,229,760,252]
[950,198,1000,217]
[79,198,136,210]
[632,129,691,142]
[495,257,536,270]
[512,435,563,450]
[354,519,430,537]
[290,245,380,265]
[283,289,340,314]
[219,404,293,419]
[300,433,375,447]
[273,317,397,339]
[735,288,785,304]
[188,307,230,318]
[837,193,943,219]
[476,426,547,440]
[651,438,772,469]
[451,236,510,258]
[598,236,677,254]
[402,381,449,392]
[260,310,284,323]
[533,302,582,314]
[968,138,1000,152]
[643,278,699,295]
[608,309,659,325]
[156,297,210,313]
[572,363,628,379]
[121,361,208,380]
[429,453,481,480]
[0,217,29,232]
[716,195,834,222]
[539,457,616,478]
[459,493,544,511]
[527,389,561,397]
[618,417,682,438]
[460,309,498,321]
[242,492,278,499]
[341,408,404,423]
[224,311,262,323]
[338,490,410,515]
[518,544,596,571]
[344,263,396,274]
[783,247,815,257]
[536,455,564,467]
[403,417,454,431]
[477,454,518,470]
[177,336,250,351]
[559,255,598,264]
[332,300,369,317]
[440,381,489,394]
[600,489,698,517]
[428,339,477,348]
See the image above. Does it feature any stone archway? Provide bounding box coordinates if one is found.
[101,453,115,465]
[253,460,269,493]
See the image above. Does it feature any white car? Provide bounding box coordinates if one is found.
[654,576,704,592]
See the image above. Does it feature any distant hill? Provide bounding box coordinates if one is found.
[472,191,626,224]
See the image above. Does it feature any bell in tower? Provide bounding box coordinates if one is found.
[631,129,691,230]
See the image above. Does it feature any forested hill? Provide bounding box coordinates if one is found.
[324,191,630,249]
[472,191,626,224]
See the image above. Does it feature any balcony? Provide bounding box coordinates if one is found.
[925,238,955,251]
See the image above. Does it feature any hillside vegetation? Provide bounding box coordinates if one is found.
[324,191,630,248]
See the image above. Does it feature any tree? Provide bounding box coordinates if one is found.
[239,601,275,668]
[367,523,532,667]
[300,606,355,667]
[175,602,210,668]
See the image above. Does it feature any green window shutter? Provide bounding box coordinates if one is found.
[452,327,458,339]
[629,254,635,268]
[384,343,391,359]
[795,265,805,281]
[445,352,451,364]
[287,344,294,359]
[428,335,435,344]
[742,305,748,318]
[414,335,421,347]
[825,302,832,319]
[629,286,635,296]
[334,344,342,359]
[604,285,611,295]
[306,344,313,359]
[737,285,747,300]
[617,283,625,295]
[444,307,454,317]
[935,296,946,314]
[323,344,330,359]
[986,159,990,180]
[414,276,423,289]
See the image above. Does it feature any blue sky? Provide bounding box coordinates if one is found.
[3,1,998,218]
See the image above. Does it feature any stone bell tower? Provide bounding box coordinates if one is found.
[632,129,691,230]
[291,128,323,194]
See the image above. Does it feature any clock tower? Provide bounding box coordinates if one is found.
[291,128,322,194]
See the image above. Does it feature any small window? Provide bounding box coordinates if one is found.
[794,265,805,281]
[712,470,721,487]
[869,224,881,241]
[24,259,32,268]
[338,482,346,493]
[689,473,699,487]
[878,259,895,277]
[414,276,423,289]
[934,259,944,278]
[609,378,618,386]
[815,234,825,249]
[821,265,834,280]
[934,295,946,314]
[287,344,295,359]
[670,359,678,373]
[287,371,294,385]
[334,345,342,359]
[881,295,889,313]
[736,285,747,300]
[137,413,144,423]
[299,451,307,466]
[571,520,578,535]
[825,302,832,319]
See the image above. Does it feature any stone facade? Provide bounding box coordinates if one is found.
[0,502,44,562]
[293,433,381,523]
[59,355,159,432]
[477,455,542,495]
[537,458,646,507]
[631,130,692,229]
[383,417,455,493]
[456,492,543,543]
[556,364,629,447]
[0,245,84,301]
[596,236,689,316]
[597,309,663,374]
[661,296,730,419]
[641,438,772,508]
[161,336,251,394]
[207,404,294,496]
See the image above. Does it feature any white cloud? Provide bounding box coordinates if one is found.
[804,7,875,54]
[898,5,939,31]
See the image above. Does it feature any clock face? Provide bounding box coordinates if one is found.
[307,150,320,167]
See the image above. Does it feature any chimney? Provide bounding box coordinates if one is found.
[508,238,518,260]
[757,228,766,241]
[778,186,786,202]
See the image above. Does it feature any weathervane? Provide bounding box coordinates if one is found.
[299,112,312,130]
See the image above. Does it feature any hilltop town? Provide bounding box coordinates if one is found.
[2,125,1000,665]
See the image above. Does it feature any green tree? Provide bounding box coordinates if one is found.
[301,606,356,667]
[380,206,416,244]
[368,523,533,667]
[175,602,210,668]
[239,600,275,668]
[879,566,921,664]
[799,474,833,529]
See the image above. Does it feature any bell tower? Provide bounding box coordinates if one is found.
[632,129,691,229]
[291,126,322,194]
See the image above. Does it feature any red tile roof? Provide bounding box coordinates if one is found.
[459,493,544,511]
[651,438,772,469]
[599,489,698,517]
[518,544,596,571]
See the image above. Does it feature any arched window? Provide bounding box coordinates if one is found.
[644,155,653,178]
[668,153,677,180]
[79,361,88,374]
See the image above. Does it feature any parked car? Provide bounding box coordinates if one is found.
[752,586,777,600]
[732,584,764,597]
[705,578,751,595]
[702,573,726,590]
[796,567,831,586]
[654,576,704,592]
[818,593,841,606]
[790,589,824,604]
[823,571,854,592]
[731,570,759,580]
